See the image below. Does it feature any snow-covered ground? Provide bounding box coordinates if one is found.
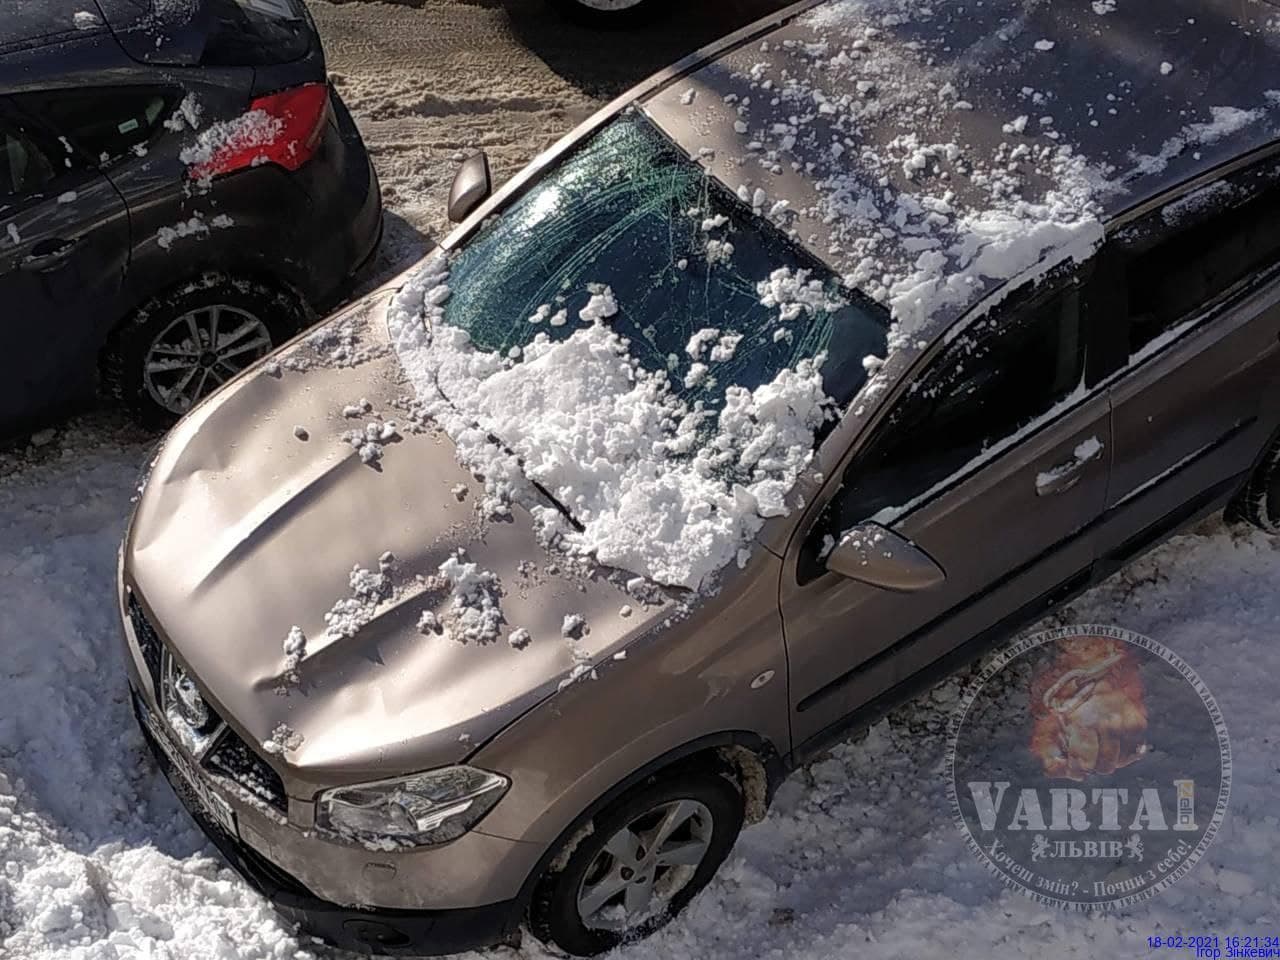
[2,1,1278,957]
[4,425,1279,960]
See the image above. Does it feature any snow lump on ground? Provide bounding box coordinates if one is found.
[2,438,1277,960]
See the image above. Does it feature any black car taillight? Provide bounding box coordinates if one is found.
[189,83,329,180]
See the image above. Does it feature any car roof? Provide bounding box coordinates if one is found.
[1,0,113,53]
[1,1,213,71]
[642,0,1280,334]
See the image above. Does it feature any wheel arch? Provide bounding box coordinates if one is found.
[111,264,314,339]
[512,729,785,909]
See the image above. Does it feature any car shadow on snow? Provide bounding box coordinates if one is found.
[353,209,436,297]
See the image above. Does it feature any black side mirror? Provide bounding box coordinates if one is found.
[825,522,946,592]
[447,152,492,223]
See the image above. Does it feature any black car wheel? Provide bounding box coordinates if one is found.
[529,767,744,956]
[103,274,306,427]
[1230,432,1280,533]
[546,0,668,25]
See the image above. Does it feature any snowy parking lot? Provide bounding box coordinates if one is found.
[2,2,1279,958]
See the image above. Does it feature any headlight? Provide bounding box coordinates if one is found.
[317,766,509,847]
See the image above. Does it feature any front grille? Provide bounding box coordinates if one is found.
[134,692,311,899]
[128,590,288,815]
[207,728,289,813]
[126,592,164,690]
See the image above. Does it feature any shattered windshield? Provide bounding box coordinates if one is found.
[388,111,892,589]
[439,110,888,417]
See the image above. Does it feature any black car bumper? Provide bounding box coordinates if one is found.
[302,85,385,311]
[132,693,522,955]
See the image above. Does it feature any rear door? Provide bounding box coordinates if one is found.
[0,103,130,432]
[1097,157,1280,557]
[780,264,1112,749]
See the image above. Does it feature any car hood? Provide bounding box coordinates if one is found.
[126,291,674,795]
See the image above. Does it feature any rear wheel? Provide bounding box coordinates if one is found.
[103,274,306,428]
[545,0,668,26]
[529,767,743,956]
[1229,433,1280,532]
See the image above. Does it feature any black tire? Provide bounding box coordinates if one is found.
[529,766,744,956]
[1229,433,1280,532]
[102,274,306,429]
[545,0,669,26]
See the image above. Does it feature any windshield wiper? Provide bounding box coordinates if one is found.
[525,472,584,532]
[483,430,583,531]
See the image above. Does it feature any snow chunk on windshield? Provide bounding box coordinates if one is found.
[758,268,844,323]
[685,327,722,359]
[322,562,393,639]
[579,284,618,323]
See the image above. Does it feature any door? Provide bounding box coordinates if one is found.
[0,102,130,432]
[1098,162,1280,555]
[781,266,1112,748]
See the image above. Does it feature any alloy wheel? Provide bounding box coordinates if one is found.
[142,305,273,414]
[575,798,714,932]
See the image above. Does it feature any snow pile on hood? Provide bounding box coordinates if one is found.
[436,551,505,643]
[388,258,830,591]
[322,558,394,640]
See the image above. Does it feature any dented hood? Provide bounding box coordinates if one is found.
[125,293,671,794]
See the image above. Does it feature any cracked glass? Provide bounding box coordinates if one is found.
[441,111,889,416]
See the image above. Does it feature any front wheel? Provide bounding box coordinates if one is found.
[529,767,744,956]
[545,0,668,26]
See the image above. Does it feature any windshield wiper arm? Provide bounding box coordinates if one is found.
[484,430,583,532]
[526,474,584,532]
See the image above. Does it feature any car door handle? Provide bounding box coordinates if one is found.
[19,237,80,271]
[1036,436,1105,497]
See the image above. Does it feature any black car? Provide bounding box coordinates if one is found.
[0,0,383,432]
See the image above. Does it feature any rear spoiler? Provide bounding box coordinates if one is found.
[93,0,210,65]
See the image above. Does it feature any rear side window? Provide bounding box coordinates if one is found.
[0,123,55,197]
[829,278,1086,531]
[1126,171,1280,356]
[203,0,311,66]
[14,88,171,165]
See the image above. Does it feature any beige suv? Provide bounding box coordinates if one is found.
[118,0,1280,954]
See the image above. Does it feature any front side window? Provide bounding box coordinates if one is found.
[826,278,1086,536]
[14,88,171,165]
[0,123,55,197]
[1125,163,1280,356]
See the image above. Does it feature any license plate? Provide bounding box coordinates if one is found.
[141,703,237,837]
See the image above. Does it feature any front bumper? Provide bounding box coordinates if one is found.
[133,694,522,954]
[116,561,536,955]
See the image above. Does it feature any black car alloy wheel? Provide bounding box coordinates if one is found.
[103,273,305,427]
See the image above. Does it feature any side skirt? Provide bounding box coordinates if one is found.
[786,471,1244,769]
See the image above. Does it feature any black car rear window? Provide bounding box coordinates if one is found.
[202,0,311,66]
